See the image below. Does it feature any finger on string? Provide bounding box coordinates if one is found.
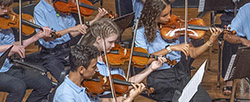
[131,83,138,90]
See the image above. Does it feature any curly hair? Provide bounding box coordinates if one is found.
[79,18,120,46]
[69,45,100,71]
[0,0,13,7]
[139,0,170,43]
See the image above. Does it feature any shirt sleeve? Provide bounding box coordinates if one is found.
[228,4,248,37]
[135,27,148,49]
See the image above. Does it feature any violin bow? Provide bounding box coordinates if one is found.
[126,18,139,81]
[184,0,189,60]
[76,0,86,45]
[100,30,117,102]
[18,0,24,62]
[19,0,22,46]
[184,0,188,44]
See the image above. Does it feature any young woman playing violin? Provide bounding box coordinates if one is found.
[79,18,168,101]
[0,0,54,101]
[34,0,108,83]
[54,45,146,102]
[135,0,222,101]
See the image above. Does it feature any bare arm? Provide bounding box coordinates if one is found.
[223,33,250,46]
[189,27,222,58]
[22,27,52,48]
[0,45,13,53]
[129,57,166,83]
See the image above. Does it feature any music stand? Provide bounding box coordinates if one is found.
[224,46,250,102]
[112,12,135,42]
[0,46,13,69]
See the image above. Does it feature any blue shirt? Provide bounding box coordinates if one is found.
[34,0,76,48]
[97,61,125,76]
[228,3,250,40]
[135,27,186,70]
[53,75,91,102]
[0,29,15,72]
[132,0,144,24]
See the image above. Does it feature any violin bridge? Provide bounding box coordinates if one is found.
[103,76,107,83]
[124,48,127,56]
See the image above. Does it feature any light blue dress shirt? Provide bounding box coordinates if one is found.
[53,75,91,102]
[132,0,144,24]
[34,0,76,48]
[97,61,125,76]
[228,3,250,40]
[135,27,188,70]
[0,29,15,72]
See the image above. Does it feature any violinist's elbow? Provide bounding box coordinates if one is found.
[189,50,198,58]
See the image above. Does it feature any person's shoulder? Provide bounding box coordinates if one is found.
[239,3,250,11]
[136,27,145,34]
[56,82,73,93]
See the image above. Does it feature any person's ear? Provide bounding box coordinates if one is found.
[96,36,102,44]
[78,66,86,74]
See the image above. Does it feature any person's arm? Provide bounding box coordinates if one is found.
[123,83,146,102]
[189,27,222,58]
[224,34,250,46]
[0,44,25,58]
[21,27,52,48]
[0,45,13,53]
[129,57,166,83]
[89,8,108,25]
[56,24,87,37]
[69,8,107,37]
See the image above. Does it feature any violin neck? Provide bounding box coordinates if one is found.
[22,19,42,30]
[188,24,210,31]
[86,78,132,86]
[132,51,150,58]
[113,79,132,86]
[79,2,98,10]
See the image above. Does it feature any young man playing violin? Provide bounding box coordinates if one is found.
[79,18,168,101]
[0,0,54,101]
[221,3,250,96]
[53,45,147,102]
[135,0,222,101]
[34,0,108,83]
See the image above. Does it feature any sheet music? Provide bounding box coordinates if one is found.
[224,54,237,81]
[178,60,207,102]
[198,0,205,12]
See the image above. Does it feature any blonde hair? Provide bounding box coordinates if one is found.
[79,18,120,46]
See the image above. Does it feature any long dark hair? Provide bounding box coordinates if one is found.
[139,0,170,43]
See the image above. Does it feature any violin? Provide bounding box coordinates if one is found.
[54,0,97,17]
[106,44,177,68]
[160,14,236,40]
[21,19,62,39]
[0,10,35,35]
[0,11,61,39]
[160,14,207,40]
[54,0,117,18]
[83,72,154,96]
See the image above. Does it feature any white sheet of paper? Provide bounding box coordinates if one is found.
[178,60,207,102]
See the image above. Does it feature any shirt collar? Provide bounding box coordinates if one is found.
[97,61,105,65]
[64,75,85,93]
[41,0,55,12]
